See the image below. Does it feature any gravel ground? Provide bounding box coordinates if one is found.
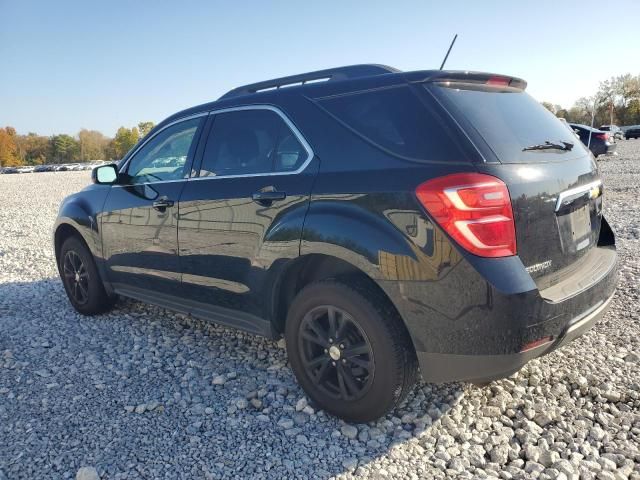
[0,142,639,480]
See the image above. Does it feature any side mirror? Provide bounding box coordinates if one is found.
[92,164,119,185]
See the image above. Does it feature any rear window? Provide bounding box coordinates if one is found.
[317,86,468,162]
[429,84,582,163]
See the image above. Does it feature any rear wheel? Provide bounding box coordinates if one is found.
[59,236,115,315]
[285,279,417,422]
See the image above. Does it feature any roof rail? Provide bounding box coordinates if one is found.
[219,64,399,100]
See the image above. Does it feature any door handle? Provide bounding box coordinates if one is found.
[252,189,286,205]
[152,197,174,211]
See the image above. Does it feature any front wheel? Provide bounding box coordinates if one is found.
[285,280,417,422]
[59,236,115,315]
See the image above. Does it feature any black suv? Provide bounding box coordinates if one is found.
[54,65,617,422]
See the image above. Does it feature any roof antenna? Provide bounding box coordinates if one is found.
[440,34,458,70]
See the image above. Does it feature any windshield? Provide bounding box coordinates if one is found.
[429,83,585,163]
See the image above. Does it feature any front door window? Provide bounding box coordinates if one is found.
[125,117,201,184]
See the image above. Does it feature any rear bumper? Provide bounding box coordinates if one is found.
[592,142,616,156]
[379,238,618,384]
[416,291,614,383]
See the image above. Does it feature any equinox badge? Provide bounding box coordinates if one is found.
[526,260,553,273]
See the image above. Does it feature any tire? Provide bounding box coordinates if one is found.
[58,236,116,315]
[285,279,417,422]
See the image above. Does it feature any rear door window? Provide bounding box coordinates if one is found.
[317,86,468,162]
[429,83,583,163]
[199,109,309,177]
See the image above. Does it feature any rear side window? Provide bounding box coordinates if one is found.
[199,109,308,177]
[430,84,582,163]
[317,86,467,162]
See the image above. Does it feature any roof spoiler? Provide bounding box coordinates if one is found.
[219,64,400,100]
[420,70,527,90]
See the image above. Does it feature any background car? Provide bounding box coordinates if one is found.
[569,123,616,157]
[599,125,623,140]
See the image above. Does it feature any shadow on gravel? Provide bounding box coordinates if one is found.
[0,278,464,479]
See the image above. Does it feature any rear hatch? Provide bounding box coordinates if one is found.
[424,74,604,290]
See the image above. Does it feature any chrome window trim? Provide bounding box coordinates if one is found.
[554,179,602,212]
[189,104,315,181]
[112,179,186,188]
[115,105,314,187]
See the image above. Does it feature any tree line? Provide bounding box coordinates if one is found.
[542,73,640,127]
[0,121,155,167]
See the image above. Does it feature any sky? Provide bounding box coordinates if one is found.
[1,0,639,137]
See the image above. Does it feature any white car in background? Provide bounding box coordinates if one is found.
[599,125,624,141]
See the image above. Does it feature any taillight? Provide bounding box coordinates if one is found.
[595,133,608,141]
[415,173,517,257]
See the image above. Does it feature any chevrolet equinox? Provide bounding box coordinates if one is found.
[54,65,618,422]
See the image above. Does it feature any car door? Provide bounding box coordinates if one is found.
[177,106,318,332]
[101,115,205,296]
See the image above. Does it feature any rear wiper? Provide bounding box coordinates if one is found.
[523,140,574,152]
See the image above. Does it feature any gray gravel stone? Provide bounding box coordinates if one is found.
[341,424,358,439]
[277,418,294,429]
[75,467,99,480]
[341,457,358,470]
[534,411,555,427]
[490,444,510,465]
[295,397,307,411]
[540,449,561,468]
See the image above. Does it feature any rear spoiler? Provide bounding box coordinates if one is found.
[408,70,527,91]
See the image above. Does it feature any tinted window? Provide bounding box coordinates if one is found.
[200,109,308,177]
[126,117,201,183]
[431,84,582,163]
[318,86,466,162]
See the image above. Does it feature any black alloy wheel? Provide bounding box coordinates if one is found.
[298,305,375,401]
[285,279,417,422]
[58,235,116,315]
[62,250,90,305]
